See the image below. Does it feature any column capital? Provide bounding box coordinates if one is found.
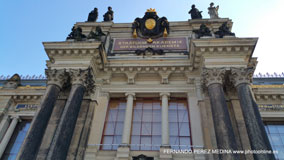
[160,92,170,98]
[69,68,95,93]
[45,69,68,89]
[230,67,254,87]
[202,68,226,87]
[125,92,135,98]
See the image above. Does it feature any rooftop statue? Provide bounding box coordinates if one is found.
[66,27,86,41]
[87,26,106,41]
[87,8,98,22]
[188,4,202,19]
[193,24,212,38]
[208,2,219,19]
[214,22,235,38]
[3,74,21,89]
[103,6,114,22]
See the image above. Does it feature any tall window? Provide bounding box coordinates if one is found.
[101,99,126,150]
[169,99,191,150]
[265,124,284,159]
[130,99,161,151]
[2,120,31,160]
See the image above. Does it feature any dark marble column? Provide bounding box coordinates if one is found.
[203,68,240,160]
[231,68,275,160]
[47,68,94,160]
[18,69,67,160]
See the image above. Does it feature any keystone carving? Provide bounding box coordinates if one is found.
[45,69,68,88]
[202,68,226,87]
[230,67,254,87]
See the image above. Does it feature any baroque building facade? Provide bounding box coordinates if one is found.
[0,8,284,160]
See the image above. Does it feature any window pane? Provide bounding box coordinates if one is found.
[271,134,283,145]
[113,135,122,150]
[142,109,152,122]
[268,126,278,133]
[178,110,189,122]
[278,125,284,133]
[118,102,126,109]
[132,122,141,135]
[131,135,140,150]
[107,109,118,122]
[117,110,125,122]
[102,136,113,150]
[169,122,178,136]
[115,122,124,135]
[152,136,161,150]
[141,136,151,150]
[153,110,161,122]
[152,122,161,135]
[180,137,191,150]
[179,122,190,136]
[141,122,152,135]
[143,102,152,110]
[153,102,161,110]
[104,122,115,135]
[170,136,179,150]
[169,110,178,122]
[169,102,177,110]
[133,109,142,122]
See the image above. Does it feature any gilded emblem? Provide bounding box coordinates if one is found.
[145,18,156,30]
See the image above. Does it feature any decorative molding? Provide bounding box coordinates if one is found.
[258,104,284,111]
[45,69,68,88]
[230,67,254,87]
[12,95,42,101]
[202,68,226,87]
[252,85,284,88]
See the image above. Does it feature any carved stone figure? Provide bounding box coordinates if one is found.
[3,74,21,89]
[193,24,212,38]
[103,6,114,22]
[208,2,219,19]
[188,5,202,19]
[87,26,106,40]
[87,8,98,22]
[214,22,235,38]
[66,27,86,41]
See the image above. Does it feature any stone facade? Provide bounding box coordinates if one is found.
[0,11,283,160]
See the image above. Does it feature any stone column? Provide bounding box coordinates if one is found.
[47,68,94,160]
[0,116,19,158]
[160,92,170,146]
[0,115,10,142]
[203,68,240,160]
[121,92,135,145]
[18,69,67,160]
[230,68,275,160]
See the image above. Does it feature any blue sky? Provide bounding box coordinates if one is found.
[0,0,283,76]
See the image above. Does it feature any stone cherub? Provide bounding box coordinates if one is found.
[87,26,106,41]
[214,22,235,38]
[188,4,202,19]
[208,2,219,19]
[103,6,114,22]
[193,24,212,38]
[87,8,98,22]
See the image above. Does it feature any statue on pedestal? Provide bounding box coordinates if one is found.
[208,2,219,19]
[188,5,202,19]
[87,8,98,22]
[103,6,114,22]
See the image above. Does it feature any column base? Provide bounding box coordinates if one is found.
[115,145,130,160]
[159,146,172,160]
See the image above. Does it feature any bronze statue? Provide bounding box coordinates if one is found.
[214,22,235,38]
[193,24,212,38]
[87,8,98,22]
[188,5,202,19]
[87,26,106,40]
[103,6,114,22]
[66,27,86,41]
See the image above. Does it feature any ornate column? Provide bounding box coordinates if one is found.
[203,68,240,160]
[0,115,10,142]
[0,116,19,158]
[47,68,94,160]
[230,68,275,160]
[19,69,67,160]
[160,92,170,146]
[121,92,135,145]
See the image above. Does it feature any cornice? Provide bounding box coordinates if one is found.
[252,85,284,88]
